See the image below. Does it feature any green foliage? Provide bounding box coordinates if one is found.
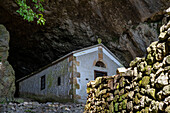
[16,0,46,25]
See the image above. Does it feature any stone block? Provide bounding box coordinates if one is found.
[119,88,125,96]
[114,83,119,90]
[165,105,170,113]
[113,95,119,103]
[129,57,142,67]
[138,61,147,72]
[145,65,152,75]
[146,88,156,99]
[109,101,114,113]
[155,72,168,88]
[139,76,150,87]
[114,103,119,112]
[128,91,134,100]
[146,53,155,65]
[122,99,127,110]
[159,31,168,41]
[127,101,133,111]
[163,85,170,96]
[165,55,170,65]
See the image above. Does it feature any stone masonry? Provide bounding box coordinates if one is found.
[84,8,170,113]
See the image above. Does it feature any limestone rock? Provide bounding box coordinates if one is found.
[165,7,170,15]
[156,90,164,101]
[127,101,133,111]
[147,41,158,54]
[164,55,170,65]
[164,66,170,72]
[149,101,159,113]
[160,25,166,33]
[158,102,164,111]
[145,96,152,106]
[163,85,170,96]
[128,91,134,100]
[140,88,146,95]
[140,96,145,108]
[129,57,142,67]
[159,31,168,41]
[150,73,156,87]
[164,96,170,105]
[153,62,163,70]
[145,65,152,75]
[126,69,134,77]
[94,77,102,87]
[146,88,156,99]
[155,42,168,61]
[0,25,15,102]
[146,53,155,65]
[168,28,170,36]
[155,72,168,88]
[134,105,140,111]
[138,61,147,72]
[139,76,150,87]
[165,105,170,113]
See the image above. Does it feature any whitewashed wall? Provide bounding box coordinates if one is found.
[19,57,73,100]
[74,50,121,103]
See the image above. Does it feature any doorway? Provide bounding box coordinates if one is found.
[94,70,107,79]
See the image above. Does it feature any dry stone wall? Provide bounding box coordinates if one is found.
[0,25,15,102]
[84,8,170,113]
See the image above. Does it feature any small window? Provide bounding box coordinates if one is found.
[58,77,61,86]
[95,61,106,68]
[41,75,45,90]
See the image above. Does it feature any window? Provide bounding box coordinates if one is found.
[41,75,45,90]
[94,70,107,79]
[58,77,61,86]
[95,61,106,68]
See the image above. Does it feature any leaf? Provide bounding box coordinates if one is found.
[16,10,20,13]
[35,4,39,8]
[36,15,39,18]
[23,9,27,13]
[24,15,27,20]
[40,19,44,23]
[16,0,46,25]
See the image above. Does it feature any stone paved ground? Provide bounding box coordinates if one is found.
[0,102,85,113]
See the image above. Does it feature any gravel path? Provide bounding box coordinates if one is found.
[0,102,85,113]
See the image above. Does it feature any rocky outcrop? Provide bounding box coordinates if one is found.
[0,0,169,79]
[109,22,160,65]
[0,25,15,102]
[84,8,170,113]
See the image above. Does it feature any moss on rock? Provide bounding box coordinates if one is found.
[141,76,150,87]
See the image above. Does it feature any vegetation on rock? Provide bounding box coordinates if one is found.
[16,0,46,25]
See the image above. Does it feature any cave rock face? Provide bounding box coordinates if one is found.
[0,25,15,102]
[0,0,169,79]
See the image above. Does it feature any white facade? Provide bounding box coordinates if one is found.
[17,44,123,103]
[73,45,123,103]
[19,57,73,102]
